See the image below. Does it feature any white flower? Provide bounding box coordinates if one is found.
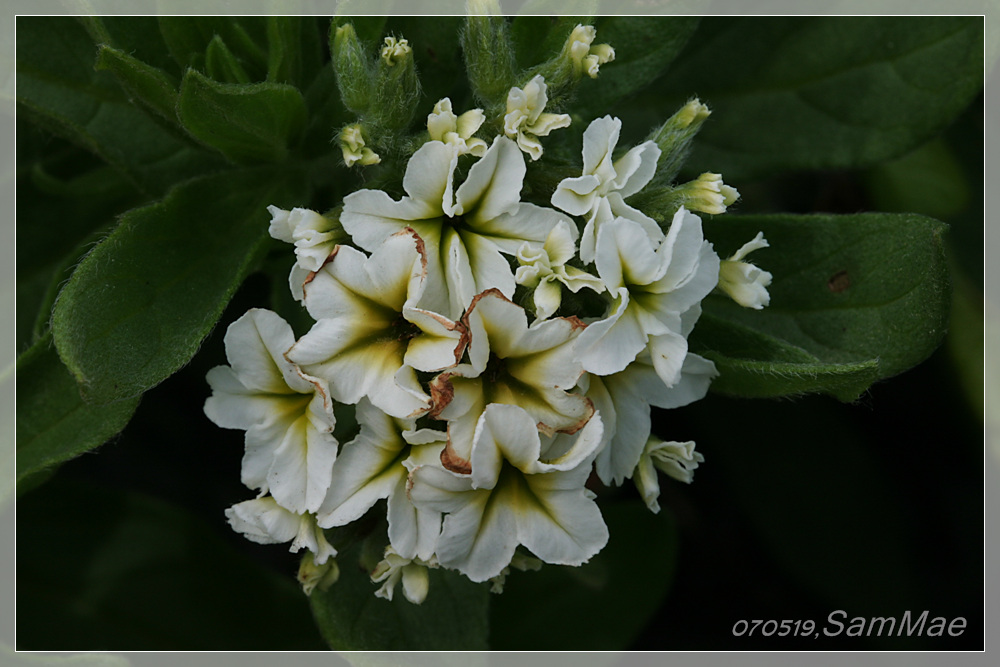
[267,206,341,301]
[226,496,337,564]
[341,137,569,319]
[286,229,466,419]
[515,219,604,320]
[340,124,380,167]
[427,98,488,157]
[633,438,704,513]
[429,289,593,472]
[574,208,720,385]
[718,232,772,309]
[408,403,607,582]
[564,25,615,78]
[503,75,571,161]
[315,398,445,562]
[371,547,436,604]
[551,116,662,262]
[677,172,740,215]
[582,350,717,486]
[204,309,337,515]
[381,36,411,65]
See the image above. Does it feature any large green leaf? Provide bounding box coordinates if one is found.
[177,69,308,164]
[692,213,950,401]
[15,16,224,197]
[15,338,140,488]
[490,500,677,650]
[658,17,984,181]
[51,167,307,404]
[309,542,489,650]
[574,16,701,119]
[16,479,326,650]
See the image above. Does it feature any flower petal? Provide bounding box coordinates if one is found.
[455,137,525,224]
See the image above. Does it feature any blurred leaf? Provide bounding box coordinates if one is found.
[205,35,251,84]
[660,17,984,181]
[510,16,583,71]
[15,338,140,488]
[693,213,951,401]
[865,137,970,222]
[574,16,701,119]
[16,478,326,650]
[81,16,180,76]
[310,542,489,650]
[51,167,307,404]
[16,16,225,196]
[96,45,179,124]
[16,129,142,347]
[301,65,349,161]
[490,500,677,650]
[388,16,465,110]
[334,15,387,45]
[177,69,307,164]
[267,17,322,87]
[947,268,985,421]
[158,16,267,79]
[17,146,138,279]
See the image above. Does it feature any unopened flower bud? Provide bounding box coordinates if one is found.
[648,98,713,186]
[677,173,740,215]
[298,552,340,596]
[717,232,772,309]
[462,3,517,105]
[340,124,380,167]
[331,23,373,115]
[373,34,421,131]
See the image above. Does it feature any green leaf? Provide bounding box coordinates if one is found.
[659,17,984,181]
[177,69,307,164]
[16,16,225,196]
[574,16,701,119]
[16,479,327,650]
[95,45,179,123]
[490,500,677,650]
[158,17,267,79]
[692,213,951,401]
[51,167,307,404]
[15,337,140,487]
[309,542,489,650]
[205,35,251,84]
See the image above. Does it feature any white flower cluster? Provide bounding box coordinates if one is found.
[205,30,772,603]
